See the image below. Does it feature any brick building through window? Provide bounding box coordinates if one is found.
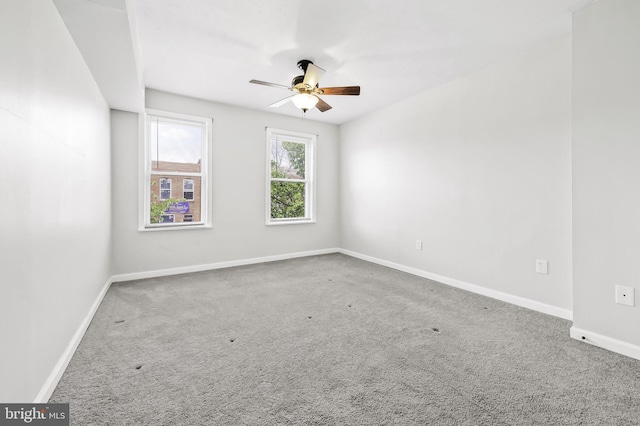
[150,160,202,223]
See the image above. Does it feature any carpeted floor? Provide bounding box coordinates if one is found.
[50,254,640,425]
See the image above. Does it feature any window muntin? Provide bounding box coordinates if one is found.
[143,111,211,229]
[266,128,315,224]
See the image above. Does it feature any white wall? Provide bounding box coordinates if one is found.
[340,36,573,315]
[0,0,111,402]
[572,0,640,349]
[111,90,340,276]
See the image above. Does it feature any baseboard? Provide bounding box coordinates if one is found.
[339,249,573,321]
[34,277,113,403]
[570,326,640,361]
[111,248,341,283]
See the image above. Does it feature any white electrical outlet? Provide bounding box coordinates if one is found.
[615,285,635,307]
[536,259,548,274]
[416,240,422,250]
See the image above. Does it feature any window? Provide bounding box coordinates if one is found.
[183,179,194,200]
[142,110,212,229]
[266,128,315,224]
[159,178,172,200]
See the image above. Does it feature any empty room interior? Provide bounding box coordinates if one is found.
[2,0,640,423]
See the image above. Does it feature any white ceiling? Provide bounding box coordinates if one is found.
[58,0,597,124]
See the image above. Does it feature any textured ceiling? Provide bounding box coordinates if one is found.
[74,0,598,124]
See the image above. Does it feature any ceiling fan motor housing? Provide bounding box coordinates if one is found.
[297,59,313,73]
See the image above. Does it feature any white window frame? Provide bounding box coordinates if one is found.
[265,128,316,225]
[183,179,195,201]
[139,109,212,231]
[159,178,172,200]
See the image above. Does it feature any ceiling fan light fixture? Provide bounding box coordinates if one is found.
[291,93,318,112]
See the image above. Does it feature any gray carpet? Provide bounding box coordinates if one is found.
[51,254,640,425]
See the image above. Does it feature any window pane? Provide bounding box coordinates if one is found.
[150,118,202,173]
[183,179,195,200]
[271,181,305,219]
[150,175,202,223]
[160,214,174,223]
[271,139,305,179]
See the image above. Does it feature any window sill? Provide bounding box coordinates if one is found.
[138,224,212,232]
[266,219,316,226]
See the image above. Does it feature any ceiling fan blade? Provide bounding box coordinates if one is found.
[320,86,360,96]
[315,96,332,112]
[302,63,325,88]
[250,79,291,90]
[269,96,293,108]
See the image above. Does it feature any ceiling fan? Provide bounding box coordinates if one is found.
[250,60,360,113]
